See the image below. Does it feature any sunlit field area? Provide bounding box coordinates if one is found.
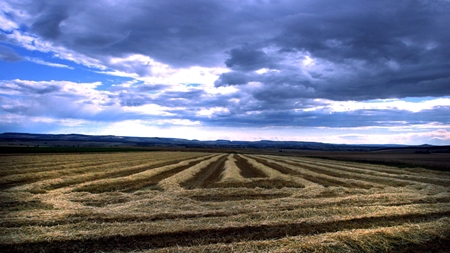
[1,151,450,252]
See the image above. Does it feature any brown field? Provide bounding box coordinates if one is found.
[1,151,450,252]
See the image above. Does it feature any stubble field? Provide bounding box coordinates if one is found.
[1,151,450,252]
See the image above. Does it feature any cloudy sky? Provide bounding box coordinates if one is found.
[1,0,449,144]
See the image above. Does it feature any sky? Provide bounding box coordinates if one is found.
[0,0,449,145]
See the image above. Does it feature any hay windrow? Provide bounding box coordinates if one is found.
[218,154,249,183]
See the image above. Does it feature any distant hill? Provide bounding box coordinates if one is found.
[0,132,445,151]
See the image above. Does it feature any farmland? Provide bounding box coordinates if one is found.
[1,151,450,252]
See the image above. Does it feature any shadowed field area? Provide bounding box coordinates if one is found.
[1,151,450,252]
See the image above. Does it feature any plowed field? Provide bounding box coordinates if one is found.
[1,151,450,252]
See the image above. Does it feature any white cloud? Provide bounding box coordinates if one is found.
[255,68,269,74]
[99,54,231,92]
[197,107,229,117]
[255,68,280,74]
[0,13,18,31]
[0,80,110,120]
[122,104,175,117]
[98,121,206,139]
[0,2,27,32]
[302,55,314,66]
[337,129,450,145]
[25,57,74,69]
[156,119,201,126]
[98,70,139,79]
[305,98,450,113]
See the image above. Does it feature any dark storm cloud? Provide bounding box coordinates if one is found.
[214,71,253,86]
[7,0,245,67]
[31,10,68,39]
[225,45,279,71]
[216,0,450,101]
[6,0,450,100]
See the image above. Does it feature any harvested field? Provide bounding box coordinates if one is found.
[1,151,450,252]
